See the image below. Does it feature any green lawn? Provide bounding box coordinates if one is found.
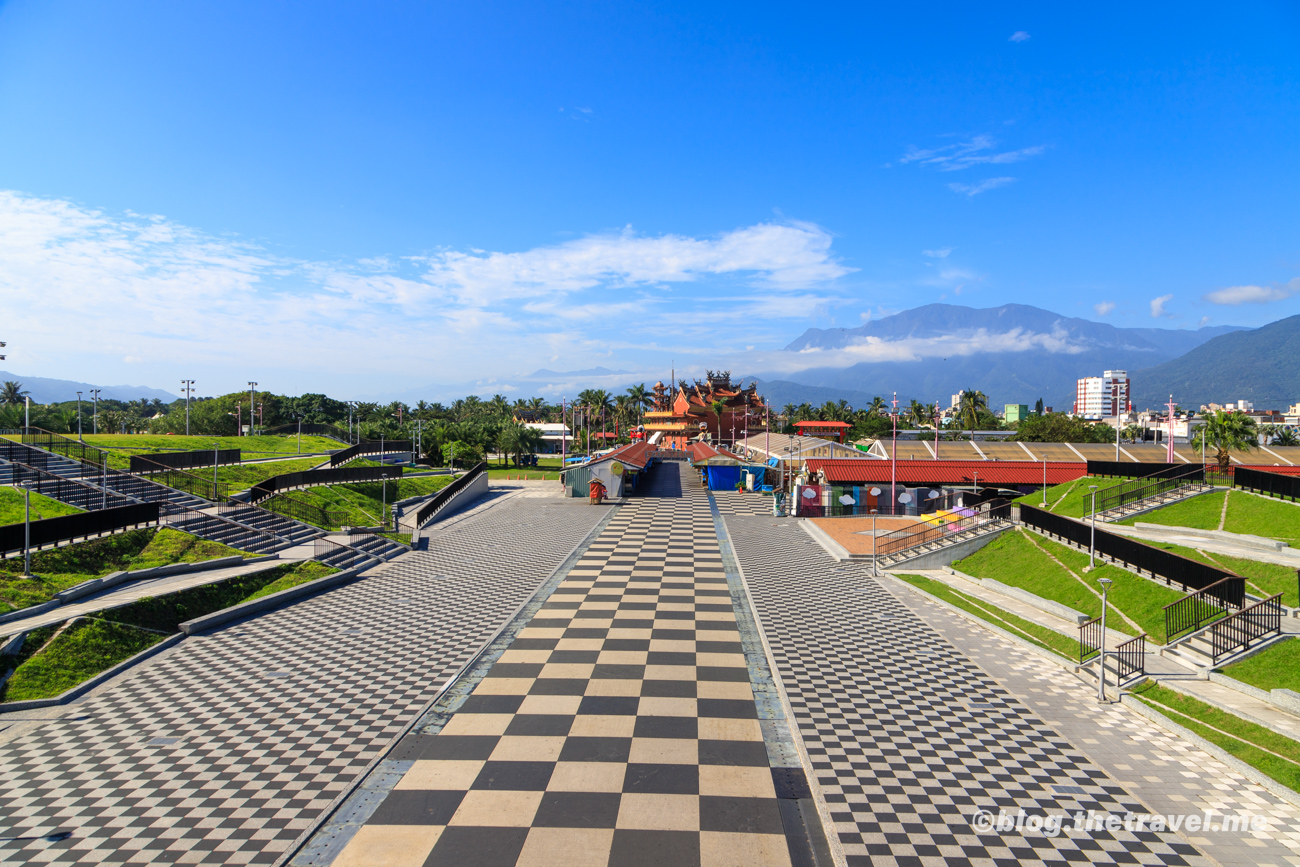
[289,476,452,528]
[83,433,345,458]
[485,457,566,481]
[1220,638,1300,693]
[1116,490,1227,531]
[1141,541,1299,607]
[214,456,330,491]
[0,618,164,702]
[955,528,1186,644]
[1014,476,1135,518]
[0,487,84,525]
[894,573,1080,659]
[1131,680,1300,793]
[0,528,252,615]
[1117,489,1300,547]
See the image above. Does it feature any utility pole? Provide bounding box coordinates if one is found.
[182,380,195,436]
[1097,577,1113,701]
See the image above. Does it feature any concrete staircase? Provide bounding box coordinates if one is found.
[1093,480,1215,523]
[219,504,322,547]
[1160,627,1290,674]
[875,517,1012,569]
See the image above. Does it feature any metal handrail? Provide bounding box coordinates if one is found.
[1209,594,1284,663]
[413,461,488,527]
[130,454,232,502]
[1078,616,1102,663]
[1091,463,1208,516]
[329,440,413,468]
[20,426,107,468]
[874,498,1011,559]
[1115,633,1146,682]
[254,492,349,530]
[248,465,401,504]
[1162,576,1245,641]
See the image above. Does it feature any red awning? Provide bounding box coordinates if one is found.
[807,459,1087,486]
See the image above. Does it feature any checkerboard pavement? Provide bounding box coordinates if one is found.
[723,514,1217,867]
[0,495,607,865]
[335,462,805,867]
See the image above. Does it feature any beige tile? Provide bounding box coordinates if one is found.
[655,602,696,612]
[578,601,620,611]
[636,696,697,717]
[696,610,736,622]
[585,679,643,696]
[448,790,544,827]
[473,678,536,696]
[698,681,754,701]
[700,831,792,867]
[699,717,764,742]
[605,628,653,640]
[615,793,699,831]
[628,737,698,765]
[517,827,616,867]
[644,665,696,681]
[393,760,485,791]
[569,714,637,738]
[490,736,567,762]
[546,761,627,793]
[498,649,554,664]
[649,639,696,653]
[333,824,443,867]
[555,638,606,651]
[517,694,584,715]
[437,713,513,737]
[517,627,565,639]
[597,650,649,666]
[539,662,595,680]
[696,652,747,668]
[699,764,776,798]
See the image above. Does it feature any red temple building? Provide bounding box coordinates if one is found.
[672,371,768,447]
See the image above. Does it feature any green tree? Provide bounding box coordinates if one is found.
[956,389,989,435]
[1013,412,1118,444]
[2,381,28,407]
[1192,410,1257,470]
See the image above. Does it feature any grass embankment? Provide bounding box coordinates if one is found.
[215,456,330,492]
[0,528,252,615]
[486,457,565,481]
[0,488,84,524]
[84,433,344,459]
[1014,476,1137,518]
[1220,638,1300,693]
[1131,680,1300,793]
[1140,541,1299,608]
[0,559,336,702]
[894,573,1080,659]
[291,476,452,528]
[954,528,1186,644]
[1118,489,1300,547]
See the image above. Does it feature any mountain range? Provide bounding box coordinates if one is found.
[0,371,180,405]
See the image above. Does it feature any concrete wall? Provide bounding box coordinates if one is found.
[888,526,1012,570]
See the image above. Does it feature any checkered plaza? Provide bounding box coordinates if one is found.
[2,462,1299,866]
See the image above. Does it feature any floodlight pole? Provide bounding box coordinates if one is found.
[890,392,898,515]
[25,395,29,430]
[76,391,83,441]
[1042,459,1047,507]
[248,383,258,436]
[91,389,101,435]
[871,509,879,577]
[1097,577,1113,701]
[182,380,195,436]
[22,485,31,577]
[1115,415,1120,461]
[214,441,219,500]
[1089,485,1099,568]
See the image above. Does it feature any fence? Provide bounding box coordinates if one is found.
[1020,505,1237,593]
[1208,594,1284,663]
[1,502,160,557]
[414,462,487,527]
[256,493,349,530]
[329,440,413,468]
[1115,633,1146,681]
[248,465,403,504]
[261,422,354,443]
[1079,617,1102,663]
[873,499,1011,559]
[1091,464,1207,516]
[1163,576,1246,641]
[163,505,293,553]
[4,461,136,513]
[1086,460,1190,479]
[20,427,106,468]
[129,449,239,473]
[1235,466,1300,502]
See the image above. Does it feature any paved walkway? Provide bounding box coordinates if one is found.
[0,492,608,865]
[323,462,815,867]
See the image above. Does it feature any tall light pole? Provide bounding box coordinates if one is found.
[1042,458,1047,507]
[247,382,258,436]
[181,380,195,436]
[1166,394,1176,463]
[21,484,31,577]
[1097,577,1113,701]
[890,392,898,515]
[870,508,879,577]
[90,389,101,435]
[1089,484,1099,568]
[76,391,83,441]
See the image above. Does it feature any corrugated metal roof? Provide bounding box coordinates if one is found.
[808,459,1087,486]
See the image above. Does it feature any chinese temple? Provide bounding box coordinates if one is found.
[674,370,768,446]
[642,380,697,450]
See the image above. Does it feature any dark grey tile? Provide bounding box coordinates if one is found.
[697,698,758,719]
[608,829,700,867]
[578,696,640,715]
[699,796,785,834]
[622,763,699,795]
[698,740,769,767]
[558,737,632,763]
[532,791,622,828]
[368,790,465,825]
[471,761,555,791]
[505,714,575,737]
[633,716,698,739]
[425,826,529,866]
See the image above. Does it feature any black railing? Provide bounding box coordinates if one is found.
[1236,466,1300,502]
[1020,505,1236,593]
[413,462,487,527]
[128,455,231,502]
[873,499,1011,559]
[1079,616,1102,663]
[6,435,225,504]
[1,502,160,557]
[328,440,413,468]
[4,461,136,512]
[1115,633,1146,682]
[1086,460,1190,479]
[20,427,106,468]
[247,465,402,504]
[1163,576,1245,642]
[129,449,240,472]
[161,506,291,554]
[1091,464,1208,516]
[313,535,378,564]
[257,493,348,531]
[1208,594,1284,663]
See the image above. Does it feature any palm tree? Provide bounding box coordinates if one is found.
[907,399,926,426]
[488,394,509,418]
[1273,427,1300,447]
[957,389,989,438]
[709,398,727,443]
[2,381,29,407]
[1192,410,1257,470]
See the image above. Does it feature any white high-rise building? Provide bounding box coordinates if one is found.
[1074,370,1131,419]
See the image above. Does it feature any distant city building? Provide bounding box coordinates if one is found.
[1073,370,1131,419]
[1004,404,1031,424]
[1230,400,1254,412]
[950,392,964,410]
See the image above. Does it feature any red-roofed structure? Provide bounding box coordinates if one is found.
[807,459,1087,487]
[793,420,852,443]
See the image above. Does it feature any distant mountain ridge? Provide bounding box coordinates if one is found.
[0,371,179,404]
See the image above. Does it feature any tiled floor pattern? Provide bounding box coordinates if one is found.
[709,490,774,517]
[723,514,1213,867]
[336,462,803,867]
[886,573,1300,867]
[0,496,607,865]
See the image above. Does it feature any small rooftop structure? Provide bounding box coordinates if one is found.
[741,432,865,463]
[793,420,852,443]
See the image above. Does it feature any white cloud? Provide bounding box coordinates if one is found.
[922,248,952,258]
[1202,280,1298,305]
[901,136,1045,172]
[1009,31,1031,42]
[1094,301,1115,316]
[1150,294,1174,317]
[948,177,1016,197]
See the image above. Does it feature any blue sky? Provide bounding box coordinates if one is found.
[1,1,1298,401]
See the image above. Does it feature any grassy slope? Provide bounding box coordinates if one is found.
[955,528,1185,643]
[894,573,1079,659]
[1014,476,1136,518]
[215,456,329,492]
[1131,680,1300,793]
[1142,541,1298,607]
[291,476,451,527]
[0,528,251,614]
[85,433,343,456]
[1,619,163,702]
[0,488,84,525]
[1116,490,1226,531]
[1220,638,1300,693]
[1116,489,1300,546]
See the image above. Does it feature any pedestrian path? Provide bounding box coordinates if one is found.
[327,462,809,867]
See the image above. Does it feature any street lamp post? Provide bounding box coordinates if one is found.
[1089,485,1099,568]
[21,485,31,577]
[181,380,195,436]
[1042,458,1047,507]
[76,391,83,441]
[247,382,258,435]
[870,508,879,577]
[890,392,898,515]
[1097,577,1113,701]
[90,389,101,435]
